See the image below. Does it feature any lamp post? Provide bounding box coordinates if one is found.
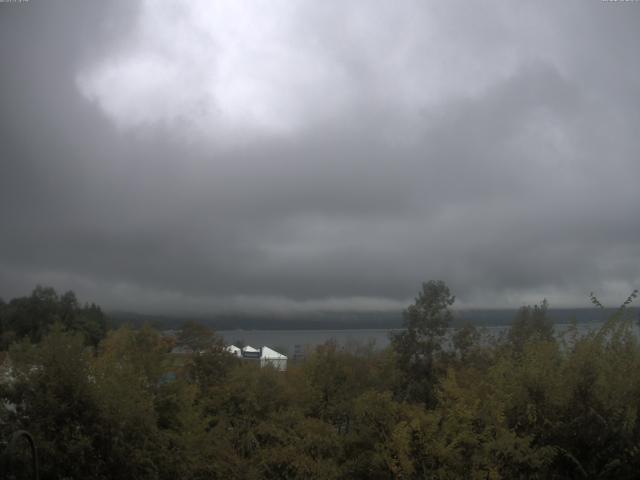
[1,430,39,480]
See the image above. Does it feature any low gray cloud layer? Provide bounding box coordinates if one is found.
[1,0,639,313]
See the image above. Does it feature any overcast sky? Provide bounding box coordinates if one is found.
[1,0,639,314]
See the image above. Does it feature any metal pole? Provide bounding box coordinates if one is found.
[1,430,39,480]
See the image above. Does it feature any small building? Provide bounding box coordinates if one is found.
[225,345,242,357]
[260,346,287,371]
[225,344,288,371]
[241,345,261,359]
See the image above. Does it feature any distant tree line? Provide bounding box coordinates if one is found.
[0,283,638,479]
[0,286,107,348]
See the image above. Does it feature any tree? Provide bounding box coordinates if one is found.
[1,324,102,480]
[91,326,169,479]
[0,287,107,348]
[391,280,455,407]
[3,286,61,343]
[186,339,238,393]
[507,299,553,352]
[178,320,216,353]
[452,322,482,364]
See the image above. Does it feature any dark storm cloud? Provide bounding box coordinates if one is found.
[1,0,639,313]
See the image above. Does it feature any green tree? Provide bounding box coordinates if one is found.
[3,286,61,343]
[0,324,102,480]
[452,322,483,364]
[178,320,216,353]
[0,286,107,348]
[507,299,553,353]
[186,338,238,393]
[91,326,169,479]
[391,280,455,407]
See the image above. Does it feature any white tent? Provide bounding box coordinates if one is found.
[241,345,261,358]
[225,345,242,357]
[260,346,287,371]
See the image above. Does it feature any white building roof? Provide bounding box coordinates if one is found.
[226,345,242,356]
[261,346,287,360]
[242,345,259,353]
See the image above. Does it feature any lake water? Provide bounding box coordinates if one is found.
[219,322,610,357]
[219,328,397,356]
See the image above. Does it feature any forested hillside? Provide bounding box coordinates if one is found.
[0,282,639,479]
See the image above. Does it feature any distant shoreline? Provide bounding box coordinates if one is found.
[108,307,637,331]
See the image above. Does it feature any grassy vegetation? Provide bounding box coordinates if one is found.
[0,283,639,479]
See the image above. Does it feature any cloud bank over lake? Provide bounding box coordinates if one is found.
[1,0,639,313]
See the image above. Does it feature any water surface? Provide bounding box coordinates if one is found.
[219,322,610,356]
